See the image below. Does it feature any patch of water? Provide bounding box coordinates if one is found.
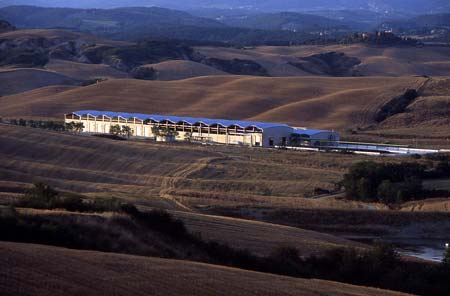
[343,235,447,262]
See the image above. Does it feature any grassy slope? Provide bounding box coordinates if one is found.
[0,75,422,130]
[0,241,411,296]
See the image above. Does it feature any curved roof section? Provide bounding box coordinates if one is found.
[71,110,291,130]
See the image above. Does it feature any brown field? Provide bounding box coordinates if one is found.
[0,75,424,130]
[197,44,450,77]
[0,68,80,96]
[401,198,450,212]
[3,73,448,146]
[0,124,391,210]
[0,241,411,296]
[146,60,227,80]
[44,59,129,80]
[171,210,363,256]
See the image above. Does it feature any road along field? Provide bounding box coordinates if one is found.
[0,241,412,296]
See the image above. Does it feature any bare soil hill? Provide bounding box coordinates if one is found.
[0,75,424,130]
[0,242,411,296]
[144,60,227,80]
[0,68,81,96]
[44,59,128,80]
[197,44,450,77]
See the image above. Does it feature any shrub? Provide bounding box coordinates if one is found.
[19,181,59,209]
[89,197,123,212]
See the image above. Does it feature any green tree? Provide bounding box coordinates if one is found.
[73,122,84,133]
[121,125,133,138]
[152,126,178,138]
[109,124,122,136]
[22,182,59,209]
[377,180,399,204]
[18,118,27,126]
[65,122,75,132]
[184,131,193,142]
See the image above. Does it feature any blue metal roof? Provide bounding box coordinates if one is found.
[72,110,291,130]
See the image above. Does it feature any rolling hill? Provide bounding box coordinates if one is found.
[1,0,449,14]
[0,75,424,128]
[172,211,361,256]
[0,6,342,44]
[44,59,128,80]
[0,241,411,296]
[197,44,450,77]
[141,60,226,80]
[0,68,81,96]
[0,123,382,210]
[220,12,350,31]
[0,5,224,31]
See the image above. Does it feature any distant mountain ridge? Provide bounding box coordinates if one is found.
[0,6,351,45]
[382,13,450,30]
[1,0,449,14]
[220,12,352,31]
[0,5,225,30]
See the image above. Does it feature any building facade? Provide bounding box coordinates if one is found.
[65,110,339,148]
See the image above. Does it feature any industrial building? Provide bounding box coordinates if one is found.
[65,110,340,148]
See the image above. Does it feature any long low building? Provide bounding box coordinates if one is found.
[65,110,340,148]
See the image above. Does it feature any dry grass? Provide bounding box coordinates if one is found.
[197,44,450,77]
[146,60,227,80]
[8,206,363,257]
[0,241,411,296]
[0,75,423,130]
[0,124,390,210]
[0,68,80,96]
[45,59,129,80]
[172,210,364,256]
[401,198,450,212]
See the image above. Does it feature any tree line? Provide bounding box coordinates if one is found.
[3,118,85,132]
[342,160,450,205]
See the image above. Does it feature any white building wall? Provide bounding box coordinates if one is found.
[262,126,294,147]
[66,119,264,147]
